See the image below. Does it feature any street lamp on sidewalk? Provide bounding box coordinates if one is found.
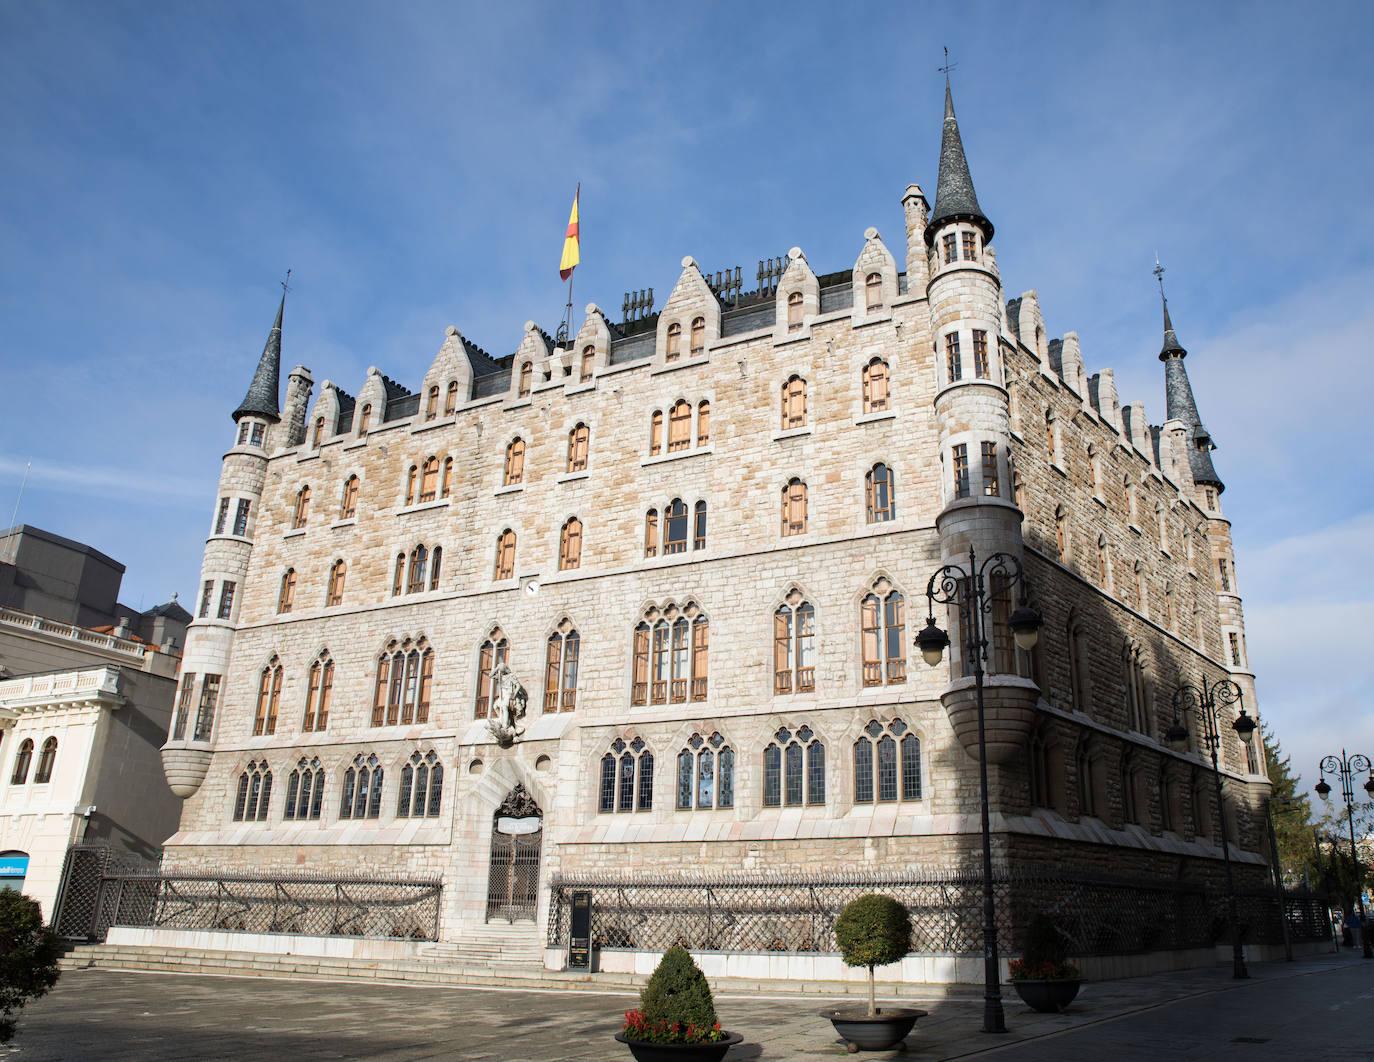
[1164,676,1257,980]
[915,546,1041,1035]
[1314,750,1374,959]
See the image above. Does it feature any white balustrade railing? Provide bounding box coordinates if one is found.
[0,665,122,705]
[0,606,147,658]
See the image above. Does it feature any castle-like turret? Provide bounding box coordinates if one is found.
[925,80,1037,764]
[161,291,295,798]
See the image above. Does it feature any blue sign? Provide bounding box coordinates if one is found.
[0,855,29,878]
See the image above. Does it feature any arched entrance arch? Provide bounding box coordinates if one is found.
[485,783,542,923]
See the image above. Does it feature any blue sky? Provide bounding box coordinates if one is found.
[2,1,1372,793]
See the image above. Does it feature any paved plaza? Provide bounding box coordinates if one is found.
[5,951,1371,1060]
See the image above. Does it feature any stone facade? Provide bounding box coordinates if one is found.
[159,86,1273,956]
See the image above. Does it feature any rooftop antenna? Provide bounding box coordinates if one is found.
[8,459,31,529]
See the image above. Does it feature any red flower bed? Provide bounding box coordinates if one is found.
[622,1009,726,1045]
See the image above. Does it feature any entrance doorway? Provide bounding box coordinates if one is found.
[485,784,542,923]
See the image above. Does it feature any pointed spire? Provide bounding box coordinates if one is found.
[926,63,993,245]
[1153,261,1223,491]
[232,283,286,422]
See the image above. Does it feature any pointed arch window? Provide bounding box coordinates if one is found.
[1134,561,1148,615]
[425,384,440,421]
[278,569,297,614]
[445,380,459,415]
[339,754,383,820]
[781,478,808,536]
[599,737,653,813]
[665,322,682,362]
[865,271,883,312]
[861,580,905,686]
[862,358,889,413]
[371,638,433,726]
[517,361,532,398]
[429,546,442,591]
[1097,535,1110,588]
[773,593,816,694]
[292,485,311,529]
[392,552,406,597]
[357,403,372,435]
[649,411,663,456]
[668,400,692,452]
[1054,504,1070,562]
[302,652,333,732]
[326,559,346,606]
[559,517,583,571]
[1067,620,1091,715]
[312,417,325,448]
[676,732,733,810]
[853,719,920,803]
[441,456,453,499]
[340,475,359,520]
[504,438,525,486]
[544,621,580,712]
[693,501,707,551]
[9,739,32,784]
[494,529,516,580]
[781,375,807,430]
[664,499,689,555]
[643,508,659,558]
[763,725,825,806]
[1044,409,1059,464]
[418,457,439,503]
[631,605,708,706]
[690,316,705,355]
[580,344,595,380]
[474,631,509,719]
[397,750,444,818]
[284,757,324,821]
[233,759,272,822]
[1088,445,1103,496]
[253,656,283,736]
[696,401,711,446]
[33,737,57,784]
[407,544,429,594]
[567,423,590,472]
[404,464,418,506]
[866,463,895,523]
[787,290,804,332]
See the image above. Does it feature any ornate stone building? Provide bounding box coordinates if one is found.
[155,83,1276,972]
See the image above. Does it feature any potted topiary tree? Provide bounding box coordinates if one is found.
[614,946,743,1061]
[1009,912,1082,1013]
[0,891,61,1044]
[819,894,927,1053]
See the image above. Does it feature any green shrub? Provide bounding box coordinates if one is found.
[834,894,911,1016]
[623,946,723,1044]
[0,891,61,1042]
[1010,912,1079,981]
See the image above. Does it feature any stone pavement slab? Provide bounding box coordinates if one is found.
[6,951,1367,1061]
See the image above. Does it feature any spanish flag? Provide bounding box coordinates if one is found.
[559,185,580,281]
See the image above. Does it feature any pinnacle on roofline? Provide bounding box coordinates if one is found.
[233,288,285,422]
[1155,258,1186,361]
[925,74,993,245]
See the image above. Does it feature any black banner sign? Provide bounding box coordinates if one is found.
[569,889,592,971]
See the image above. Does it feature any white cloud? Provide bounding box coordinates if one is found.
[0,454,205,507]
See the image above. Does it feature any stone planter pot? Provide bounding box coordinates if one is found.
[1011,978,1081,1013]
[819,1007,927,1053]
[614,1031,743,1062]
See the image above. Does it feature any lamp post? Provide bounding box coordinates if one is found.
[1164,676,1257,979]
[915,546,1041,1035]
[1314,750,1374,959]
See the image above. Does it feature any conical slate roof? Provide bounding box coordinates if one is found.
[232,292,284,422]
[926,81,993,244]
[1157,285,1223,491]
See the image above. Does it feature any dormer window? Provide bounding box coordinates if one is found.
[312,417,325,448]
[237,422,250,446]
[865,272,883,312]
[517,362,532,398]
[425,385,439,421]
[357,403,372,435]
[581,345,595,379]
[249,422,265,447]
[942,233,957,264]
[445,381,459,415]
[962,232,978,261]
[690,316,705,355]
[787,291,803,332]
[666,322,682,362]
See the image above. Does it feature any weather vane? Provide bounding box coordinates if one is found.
[939,46,957,81]
[282,268,293,295]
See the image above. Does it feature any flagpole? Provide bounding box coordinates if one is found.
[559,181,579,346]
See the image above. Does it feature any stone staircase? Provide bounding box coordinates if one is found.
[416,919,545,968]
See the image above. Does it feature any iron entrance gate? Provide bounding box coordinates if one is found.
[53,843,160,941]
[485,783,542,922]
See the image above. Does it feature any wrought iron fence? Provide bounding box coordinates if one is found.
[107,872,443,941]
[548,866,1333,957]
[53,844,162,941]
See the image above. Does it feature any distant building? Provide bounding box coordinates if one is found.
[0,525,188,917]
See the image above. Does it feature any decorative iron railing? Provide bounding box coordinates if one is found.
[547,866,1332,957]
[108,872,443,941]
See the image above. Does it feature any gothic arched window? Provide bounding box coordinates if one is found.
[649,410,664,456]
[494,529,516,581]
[676,732,733,810]
[504,438,525,486]
[407,544,429,594]
[668,400,692,452]
[787,290,804,332]
[860,580,906,686]
[559,517,583,571]
[517,361,533,398]
[233,759,273,822]
[284,757,324,821]
[371,638,434,726]
[326,559,346,606]
[253,656,283,736]
[631,604,708,706]
[599,737,653,813]
[773,592,816,694]
[853,719,920,803]
[544,620,580,713]
[664,499,689,555]
[357,403,372,435]
[425,384,439,421]
[781,478,808,536]
[292,485,311,529]
[445,380,459,415]
[696,400,711,446]
[643,508,659,558]
[665,322,682,362]
[474,630,509,719]
[693,500,707,551]
[580,344,595,379]
[339,754,383,820]
[278,569,297,614]
[865,271,883,312]
[340,475,359,520]
[397,750,443,819]
[862,358,889,413]
[866,463,895,523]
[763,725,825,806]
[567,423,590,473]
[781,375,807,430]
[690,316,705,355]
[418,456,439,503]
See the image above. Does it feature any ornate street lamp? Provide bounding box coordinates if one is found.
[1314,749,1374,959]
[917,546,1040,1035]
[1165,676,1255,979]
